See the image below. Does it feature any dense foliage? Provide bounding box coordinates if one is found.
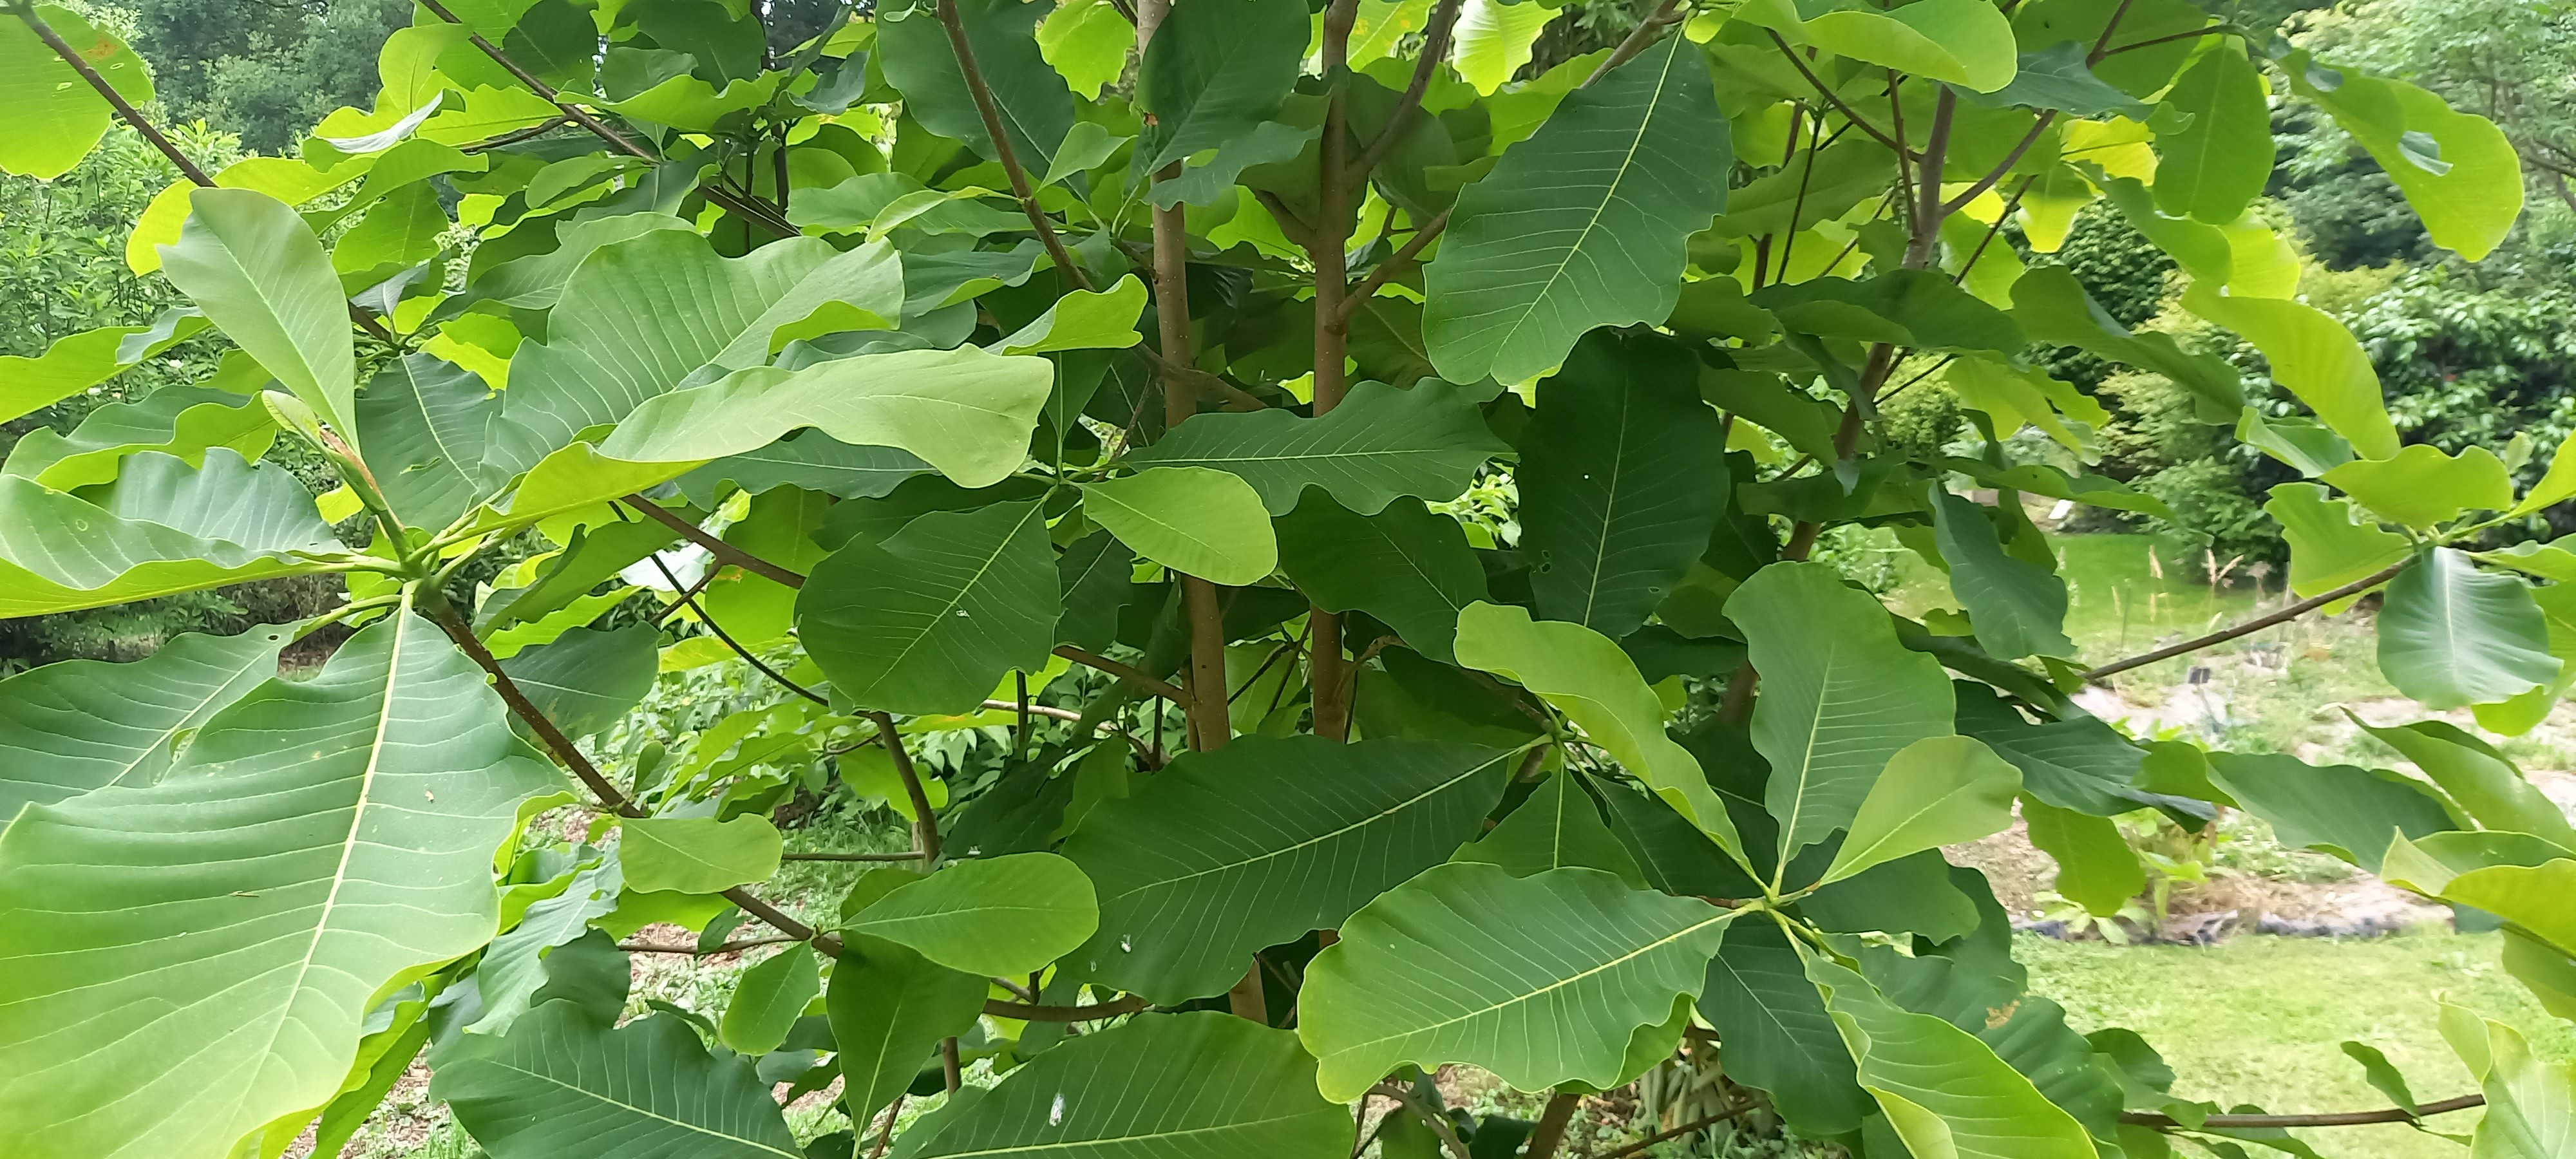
[1,1,2573,1158]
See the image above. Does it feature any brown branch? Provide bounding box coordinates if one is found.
[935,0,1091,292]
[2081,558,2410,681]
[1337,206,1452,322]
[1054,645,1188,702]
[1596,1107,1753,1159]
[864,710,942,867]
[1584,0,1687,85]
[1522,1091,1584,1159]
[1251,189,1320,249]
[2098,23,2227,57]
[413,0,795,237]
[1345,0,1466,181]
[1942,111,2058,214]
[1769,32,1909,158]
[623,496,808,588]
[619,935,806,954]
[984,993,1150,1021]
[2121,1093,2484,1129]
[649,554,827,706]
[1906,88,1957,267]
[2086,0,2141,63]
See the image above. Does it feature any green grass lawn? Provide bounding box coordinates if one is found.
[2021,930,2573,1159]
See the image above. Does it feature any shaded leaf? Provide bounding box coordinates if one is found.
[842,852,1098,977]
[2378,549,2560,710]
[1933,492,2072,659]
[2204,752,2454,871]
[799,500,1059,715]
[1276,494,1488,663]
[160,189,358,443]
[355,353,496,530]
[1700,919,1871,1135]
[437,1003,799,1158]
[1126,380,1505,516]
[880,0,1072,174]
[498,623,656,742]
[1456,769,1646,887]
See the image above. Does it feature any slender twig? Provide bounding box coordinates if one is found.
[940,1037,962,1093]
[1941,111,2058,214]
[782,851,930,862]
[2121,1093,2483,1129]
[2081,559,2410,681]
[1338,206,1452,321]
[2087,0,2143,62]
[618,935,806,954]
[934,0,1091,291]
[1251,189,1320,249]
[864,710,942,867]
[1776,105,1826,277]
[1907,89,1957,267]
[623,496,808,587]
[2099,24,2228,57]
[465,117,573,153]
[871,1096,904,1159]
[1596,1107,1753,1159]
[1769,32,1909,157]
[413,0,795,236]
[1952,176,2034,287]
[649,554,828,706]
[985,994,1150,1021]
[1364,1085,1472,1159]
[1345,0,1466,180]
[1584,0,1687,85]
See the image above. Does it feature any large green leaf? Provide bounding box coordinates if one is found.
[0,5,154,178]
[1519,330,1728,637]
[2204,752,2454,871]
[620,815,782,894]
[2285,53,2523,262]
[591,346,1052,492]
[1932,493,2072,659]
[498,623,657,742]
[1454,601,1744,856]
[799,499,1058,714]
[0,610,558,1159]
[3,386,273,491]
[879,0,1072,175]
[1124,379,1506,516]
[1701,920,1871,1135]
[2265,482,2412,600]
[2352,720,2576,850]
[2441,1004,2576,1159]
[2020,799,2144,917]
[1808,959,2097,1159]
[159,189,359,444]
[1739,0,2019,92]
[0,449,349,616]
[1457,769,1647,887]
[1275,495,1489,663]
[893,1013,1352,1158]
[1817,737,2021,887]
[1730,561,1955,862]
[355,353,497,531]
[828,932,987,1123]
[2179,281,2400,460]
[495,231,904,460]
[436,1003,799,1158]
[719,943,819,1055]
[676,433,931,507]
[1127,0,1305,195]
[1952,683,2149,817]
[842,852,1098,977]
[0,311,211,424]
[1423,33,1728,384]
[2378,548,2561,710]
[1079,467,1277,586]
[2151,49,2272,223]
[1301,863,1735,1101]
[1061,735,1515,1002]
[2011,266,2242,418]
[0,623,291,827]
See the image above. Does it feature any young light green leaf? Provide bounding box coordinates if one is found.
[842,852,1099,977]
[799,500,1059,714]
[354,353,497,531]
[895,1013,1352,1159]
[1932,492,2074,659]
[1454,601,1744,856]
[2440,1004,2576,1159]
[2322,444,2515,529]
[1276,495,1489,663]
[437,1004,800,1159]
[0,310,211,424]
[1448,0,1559,94]
[1080,467,1276,586]
[2265,482,2412,602]
[2285,53,2523,262]
[829,932,988,1123]
[0,611,559,1159]
[2181,282,2400,460]
[2378,548,2561,710]
[620,815,784,894]
[993,274,1147,354]
[720,944,819,1055]
[1739,0,2019,92]
[1424,33,1728,384]
[1730,562,1955,861]
[158,189,359,445]
[1060,736,1515,1003]
[1520,330,1730,638]
[0,449,349,617]
[1125,379,1506,516]
[2152,50,2273,223]
[0,5,154,179]
[0,622,292,828]
[1301,863,1734,1101]
[1808,959,2098,1159]
[1037,0,1132,100]
[1819,737,2020,886]
[2,384,271,492]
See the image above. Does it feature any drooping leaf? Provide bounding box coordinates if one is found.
[1958,41,2148,119]
[2180,281,2400,460]
[720,944,819,1056]
[2151,49,2272,223]
[829,932,987,1122]
[498,623,658,742]
[2204,752,2454,871]
[0,311,211,424]
[879,0,1073,174]
[1700,919,1872,1135]
[1808,959,2098,1159]
[0,622,292,827]
[1127,0,1305,187]
[0,449,348,616]
[159,189,359,444]
[676,433,932,507]
[1741,0,2018,91]
[1300,863,1734,1101]
[620,815,784,894]
[1454,601,1744,856]
[1423,33,1728,384]
[2440,1004,2576,1159]
[2378,549,2561,710]
[1519,330,1729,637]
[894,1013,1352,1158]
[1975,995,2126,1145]
[2265,482,2412,601]
[799,500,1059,714]
[2350,719,2576,850]
[1932,492,2072,659]
[1061,735,1515,1002]
[2322,444,2515,531]
[842,852,1098,977]
[436,1003,799,1159]
[1456,769,1646,887]
[468,858,623,1036]
[1799,849,1982,942]
[0,610,558,1159]
[2012,266,2243,418]
[2284,53,2524,262]
[1953,683,2152,817]
[1125,380,1506,516]
[2020,798,2145,918]
[1753,270,2023,357]
[1079,467,1276,587]
[1818,737,2021,886]
[3,386,274,491]
[354,353,497,531]
[1275,494,1489,663]
[1730,561,1955,862]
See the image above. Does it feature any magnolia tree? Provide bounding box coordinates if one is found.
[0,0,2569,1155]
